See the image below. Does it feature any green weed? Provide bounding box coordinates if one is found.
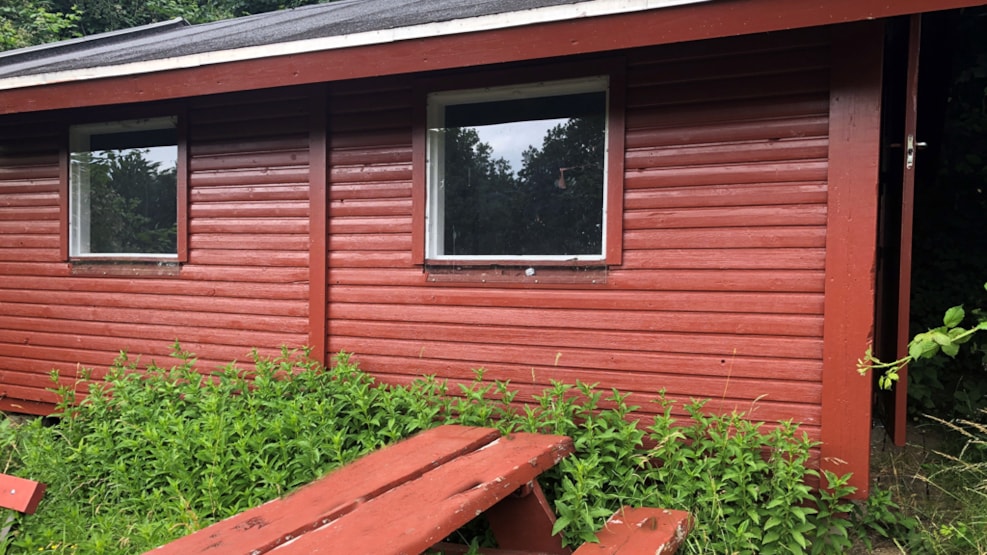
[0,347,901,554]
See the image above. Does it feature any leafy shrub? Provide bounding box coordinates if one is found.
[0,345,895,554]
[861,281,987,423]
[2,345,444,553]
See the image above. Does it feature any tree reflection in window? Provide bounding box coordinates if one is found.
[430,80,607,260]
[70,118,177,257]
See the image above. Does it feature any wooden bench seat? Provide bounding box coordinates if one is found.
[0,473,45,514]
[0,473,46,545]
[146,425,690,555]
[572,507,692,554]
[429,506,691,555]
[146,425,573,554]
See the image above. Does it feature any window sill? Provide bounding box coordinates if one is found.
[69,260,181,277]
[424,264,607,285]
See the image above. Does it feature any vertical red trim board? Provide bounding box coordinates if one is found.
[308,85,329,366]
[605,59,626,266]
[410,81,426,265]
[822,21,884,498]
[177,105,190,263]
[58,129,69,261]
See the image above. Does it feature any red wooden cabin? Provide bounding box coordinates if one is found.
[1,0,982,496]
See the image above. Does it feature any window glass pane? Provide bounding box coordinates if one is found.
[70,118,178,257]
[428,80,607,259]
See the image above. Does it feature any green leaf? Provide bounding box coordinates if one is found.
[551,514,571,536]
[930,331,953,346]
[792,529,808,549]
[941,341,960,357]
[943,305,965,328]
[909,336,939,359]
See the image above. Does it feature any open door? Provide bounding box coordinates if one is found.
[891,15,922,446]
[875,15,921,446]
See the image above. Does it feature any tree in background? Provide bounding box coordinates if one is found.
[0,0,78,50]
[77,149,178,254]
[441,127,518,256]
[516,115,606,256]
[440,116,605,258]
[48,0,232,32]
[0,0,331,51]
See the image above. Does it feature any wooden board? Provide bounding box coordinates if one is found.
[268,429,573,554]
[572,507,692,555]
[147,426,574,555]
[147,426,501,554]
[0,474,45,514]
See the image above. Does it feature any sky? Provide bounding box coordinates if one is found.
[471,118,566,175]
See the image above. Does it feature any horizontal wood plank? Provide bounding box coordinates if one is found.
[624,182,828,211]
[330,331,822,365]
[1,275,307,299]
[626,116,828,149]
[270,429,572,554]
[328,216,412,234]
[328,303,822,337]
[620,248,825,270]
[190,168,309,187]
[327,285,824,314]
[623,227,826,249]
[626,138,828,169]
[625,161,828,189]
[145,426,504,555]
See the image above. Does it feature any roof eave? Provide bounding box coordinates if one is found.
[0,0,709,93]
[1,0,984,116]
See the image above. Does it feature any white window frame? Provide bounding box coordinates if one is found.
[69,116,179,260]
[425,76,610,263]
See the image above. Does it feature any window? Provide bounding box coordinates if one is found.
[426,77,610,262]
[69,117,178,259]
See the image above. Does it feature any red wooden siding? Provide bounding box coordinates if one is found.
[0,118,64,412]
[327,29,831,441]
[0,91,312,413]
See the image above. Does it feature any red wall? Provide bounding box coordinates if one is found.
[0,25,878,490]
[0,90,313,412]
[326,29,833,443]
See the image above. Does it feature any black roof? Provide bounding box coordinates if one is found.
[0,0,591,81]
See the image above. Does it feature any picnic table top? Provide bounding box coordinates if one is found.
[146,425,574,555]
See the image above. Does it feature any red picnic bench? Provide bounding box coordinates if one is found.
[0,473,46,544]
[0,473,45,515]
[145,425,691,554]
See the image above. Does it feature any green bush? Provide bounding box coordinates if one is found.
[0,345,894,554]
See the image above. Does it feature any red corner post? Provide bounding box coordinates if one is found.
[822,20,885,498]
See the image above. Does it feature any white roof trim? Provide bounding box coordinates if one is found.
[0,0,710,91]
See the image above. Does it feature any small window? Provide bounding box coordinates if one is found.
[426,77,609,262]
[69,117,178,259]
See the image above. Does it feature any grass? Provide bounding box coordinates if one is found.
[864,411,987,554]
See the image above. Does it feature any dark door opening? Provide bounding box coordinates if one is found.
[875,7,987,444]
